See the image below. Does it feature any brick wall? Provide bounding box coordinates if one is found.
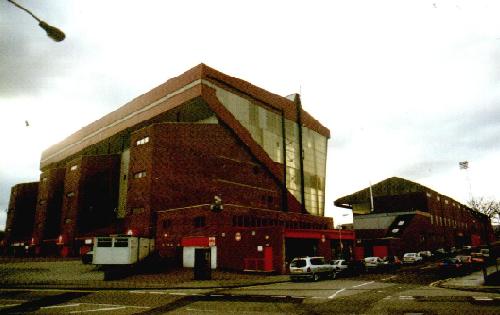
[32,168,65,242]
[155,204,333,273]
[59,155,120,245]
[5,182,39,243]
[125,123,307,237]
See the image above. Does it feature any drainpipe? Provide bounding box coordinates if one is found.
[281,109,288,212]
[294,95,306,214]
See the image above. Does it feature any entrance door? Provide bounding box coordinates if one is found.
[285,238,318,261]
[263,247,273,271]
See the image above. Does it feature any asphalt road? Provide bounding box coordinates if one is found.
[0,268,499,315]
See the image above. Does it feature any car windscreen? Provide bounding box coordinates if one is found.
[291,260,307,267]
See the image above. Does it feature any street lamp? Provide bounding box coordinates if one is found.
[7,0,65,42]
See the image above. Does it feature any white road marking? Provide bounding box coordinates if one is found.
[271,295,287,298]
[473,296,493,301]
[381,276,397,281]
[0,304,22,308]
[352,281,375,288]
[186,308,216,312]
[328,288,346,299]
[70,306,127,313]
[209,294,224,297]
[383,296,392,300]
[399,296,415,300]
[169,292,188,296]
[41,303,81,309]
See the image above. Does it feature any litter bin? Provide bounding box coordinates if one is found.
[194,248,211,280]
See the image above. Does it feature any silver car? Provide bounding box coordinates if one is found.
[289,256,336,281]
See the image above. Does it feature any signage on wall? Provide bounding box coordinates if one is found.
[208,237,216,247]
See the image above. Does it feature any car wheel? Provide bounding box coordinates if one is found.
[313,273,320,281]
[330,271,336,279]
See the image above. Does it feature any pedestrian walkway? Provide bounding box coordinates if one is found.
[0,259,289,290]
[437,265,500,293]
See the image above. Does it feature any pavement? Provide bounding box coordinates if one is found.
[435,264,500,293]
[0,258,498,293]
[0,258,289,290]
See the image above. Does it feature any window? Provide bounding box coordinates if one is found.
[66,192,75,198]
[136,136,150,146]
[134,171,147,179]
[39,200,46,205]
[42,177,48,182]
[398,220,405,226]
[97,238,112,247]
[194,216,206,228]
[114,238,129,247]
[70,165,78,171]
[65,218,72,224]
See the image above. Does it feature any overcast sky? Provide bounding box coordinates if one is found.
[1,0,499,230]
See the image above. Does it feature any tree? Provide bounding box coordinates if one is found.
[467,197,500,226]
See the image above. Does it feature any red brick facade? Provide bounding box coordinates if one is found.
[3,65,342,272]
[337,177,494,257]
[4,182,39,247]
[32,168,66,243]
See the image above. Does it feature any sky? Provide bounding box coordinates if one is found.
[1,0,499,230]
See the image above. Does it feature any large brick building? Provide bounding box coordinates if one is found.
[335,177,494,258]
[4,64,354,273]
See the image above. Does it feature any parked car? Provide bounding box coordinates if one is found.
[289,256,336,281]
[345,260,365,276]
[455,255,472,274]
[81,250,93,264]
[331,259,349,273]
[438,257,467,275]
[403,252,423,264]
[363,257,384,271]
[419,251,432,260]
[480,248,490,258]
[433,248,447,257]
[471,252,485,270]
[381,256,402,271]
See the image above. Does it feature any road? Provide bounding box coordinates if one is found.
[0,266,499,314]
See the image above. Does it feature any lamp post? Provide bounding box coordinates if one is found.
[7,0,65,42]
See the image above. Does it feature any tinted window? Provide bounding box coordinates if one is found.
[310,258,325,265]
[291,259,307,267]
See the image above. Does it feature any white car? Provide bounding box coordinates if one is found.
[289,256,336,281]
[364,257,384,269]
[418,251,432,259]
[403,252,423,264]
[331,259,349,273]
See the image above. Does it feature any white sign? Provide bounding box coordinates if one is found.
[208,237,216,247]
[257,246,263,252]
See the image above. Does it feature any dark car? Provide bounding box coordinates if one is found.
[382,256,402,271]
[471,252,485,270]
[456,255,472,274]
[438,257,466,275]
[81,250,93,264]
[333,260,364,277]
